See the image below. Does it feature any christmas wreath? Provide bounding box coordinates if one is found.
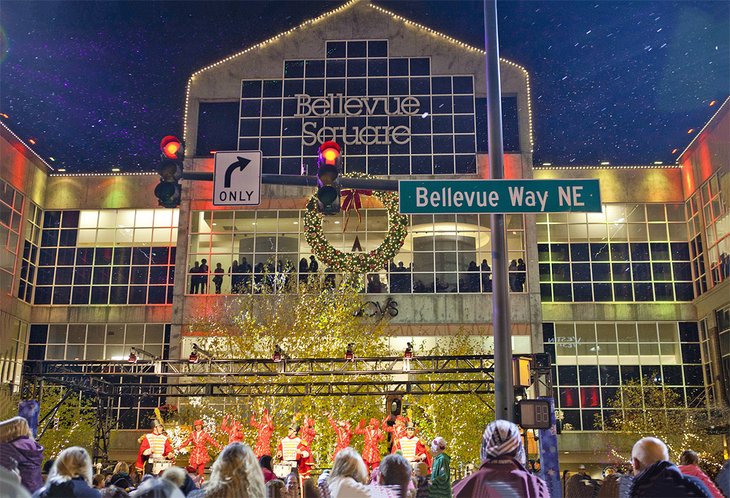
[303,176,409,273]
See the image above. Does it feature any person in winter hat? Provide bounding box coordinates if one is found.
[453,420,549,498]
[429,437,452,498]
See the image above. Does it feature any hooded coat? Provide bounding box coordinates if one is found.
[0,435,44,493]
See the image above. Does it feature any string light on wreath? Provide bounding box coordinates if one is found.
[304,174,408,274]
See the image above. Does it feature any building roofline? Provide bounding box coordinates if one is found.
[676,96,729,163]
[48,171,157,178]
[0,120,54,172]
[534,164,682,170]
[183,0,532,147]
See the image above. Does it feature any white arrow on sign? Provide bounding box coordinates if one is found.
[213,151,262,206]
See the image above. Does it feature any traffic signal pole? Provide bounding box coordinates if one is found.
[181,171,399,192]
[484,0,514,421]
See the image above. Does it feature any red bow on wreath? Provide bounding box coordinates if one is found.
[341,188,372,231]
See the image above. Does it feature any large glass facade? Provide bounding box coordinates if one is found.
[687,173,729,295]
[18,201,42,303]
[31,209,179,305]
[537,204,693,302]
[0,180,24,294]
[27,323,169,361]
[544,321,705,431]
[186,209,526,295]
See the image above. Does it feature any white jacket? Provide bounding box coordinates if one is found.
[328,476,373,498]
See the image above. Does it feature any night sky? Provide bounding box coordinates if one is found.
[0,1,727,173]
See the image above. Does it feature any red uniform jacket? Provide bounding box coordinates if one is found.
[178,430,221,466]
[136,433,173,471]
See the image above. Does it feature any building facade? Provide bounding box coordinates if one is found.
[1,0,727,466]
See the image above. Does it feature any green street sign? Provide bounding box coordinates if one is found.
[398,179,602,214]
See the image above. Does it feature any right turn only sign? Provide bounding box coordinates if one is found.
[213,151,262,206]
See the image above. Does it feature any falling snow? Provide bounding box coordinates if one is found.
[0,0,727,171]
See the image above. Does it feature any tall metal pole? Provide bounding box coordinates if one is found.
[484,0,513,421]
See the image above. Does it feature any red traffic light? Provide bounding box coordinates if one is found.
[160,135,182,159]
[319,141,341,166]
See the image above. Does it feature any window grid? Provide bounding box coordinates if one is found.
[536,204,693,302]
[543,321,705,431]
[0,180,24,295]
[18,201,42,303]
[239,39,478,176]
[699,174,729,288]
[33,209,178,305]
[187,209,527,295]
[28,323,171,430]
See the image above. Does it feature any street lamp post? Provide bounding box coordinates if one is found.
[484,0,514,421]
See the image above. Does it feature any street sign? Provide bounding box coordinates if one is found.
[398,179,601,214]
[213,151,262,206]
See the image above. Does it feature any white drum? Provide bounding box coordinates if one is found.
[151,457,172,475]
[274,462,295,478]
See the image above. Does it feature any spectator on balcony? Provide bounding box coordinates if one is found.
[367,274,384,293]
[198,259,209,294]
[508,260,518,292]
[299,258,309,284]
[212,263,224,294]
[189,262,201,294]
[516,258,526,292]
[480,259,492,292]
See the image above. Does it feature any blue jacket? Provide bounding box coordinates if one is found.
[32,477,101,498]
[629,461,711,498]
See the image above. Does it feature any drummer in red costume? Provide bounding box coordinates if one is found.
[391,422,430,471]
[276,424,314,479]
[177,419,222,480]
[136,420,174,475]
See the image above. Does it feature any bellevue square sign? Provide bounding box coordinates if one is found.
[295,93,421,146]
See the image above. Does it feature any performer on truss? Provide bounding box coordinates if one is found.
[177,419,222,480]
[300,415,316,447]
[136,420,174,475]
[220,414,244,444]
[355,417,385,471]
[327,414,353,461]
[391,422,430,471]
[250,408,275,458]
[276,424,314,480]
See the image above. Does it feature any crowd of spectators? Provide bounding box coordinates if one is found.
[3,413,729,498]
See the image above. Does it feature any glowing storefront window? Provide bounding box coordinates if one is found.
[536,203,693,302]
[186,209,526,295]
[31,209,178,305]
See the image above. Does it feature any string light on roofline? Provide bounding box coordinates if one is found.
[368,3,533,152]
[184,0,361,138]
[535,164,682,170]
[184,0,534,153]
[49,172,158,177]
[676,96,729,163]
[0,121,53,170]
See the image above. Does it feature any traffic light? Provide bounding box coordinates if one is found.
[316,141,341,215]
[154,135,184,208]
[385,394,402,417]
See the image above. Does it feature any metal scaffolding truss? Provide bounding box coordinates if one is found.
[22,354,496,398]
[24,354,495,377]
